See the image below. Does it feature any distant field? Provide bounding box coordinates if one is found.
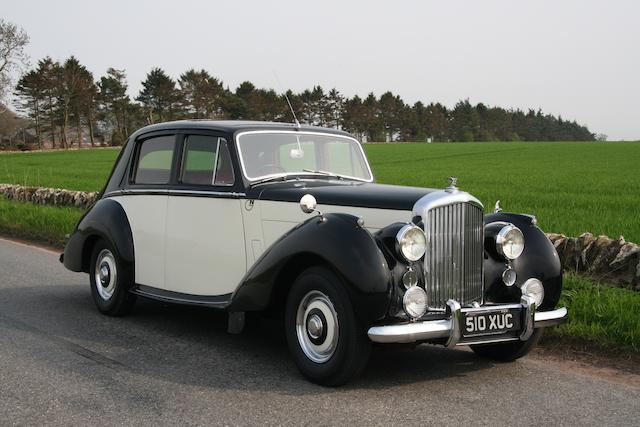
[1,141,639,241]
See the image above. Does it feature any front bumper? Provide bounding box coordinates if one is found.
[368,295,568,345]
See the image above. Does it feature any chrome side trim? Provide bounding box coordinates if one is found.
[103,189,247,198]
[234,130,375,183]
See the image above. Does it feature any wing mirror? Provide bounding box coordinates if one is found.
[299,194,317,214]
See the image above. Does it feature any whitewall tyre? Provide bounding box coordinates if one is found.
[89,239,136,316]
[285,267,371,386]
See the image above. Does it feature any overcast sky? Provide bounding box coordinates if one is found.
[5,0,640,139]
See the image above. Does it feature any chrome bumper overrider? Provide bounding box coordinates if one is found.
[367,296,568,345]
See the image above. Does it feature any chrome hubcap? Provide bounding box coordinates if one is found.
[307,314,324,340]
[296,290,339,363]
[94,249,117,300]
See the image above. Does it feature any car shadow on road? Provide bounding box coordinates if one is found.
[1,283,498,394]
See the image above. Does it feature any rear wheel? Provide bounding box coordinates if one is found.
[285,267,371,386]
[471,329,543,362]
[89,239,136,316]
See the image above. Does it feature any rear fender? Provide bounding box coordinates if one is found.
[63,198,134,272]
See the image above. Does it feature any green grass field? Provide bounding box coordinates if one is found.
[2,141,639,241]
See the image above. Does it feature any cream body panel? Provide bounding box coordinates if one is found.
[164,197,246,295]
[110,195,168,288]
[258,200,411,249]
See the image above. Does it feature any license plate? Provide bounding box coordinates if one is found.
[462,309,521,337]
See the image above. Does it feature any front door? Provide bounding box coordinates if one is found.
[164,134,246,296]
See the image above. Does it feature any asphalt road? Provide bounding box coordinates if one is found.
[0,238,638,426]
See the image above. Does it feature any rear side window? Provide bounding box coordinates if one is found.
[181,135,234,186]
[134,136,176,184]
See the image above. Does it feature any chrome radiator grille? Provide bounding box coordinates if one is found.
[424,201,484,309]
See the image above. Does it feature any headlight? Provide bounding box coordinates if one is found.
[521,278,544,308]
[395,224,427,262]
[496,224,525,260]
[403,286,427,319]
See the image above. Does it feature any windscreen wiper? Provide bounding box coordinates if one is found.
[302,169,345,180]
[249,174,292,186]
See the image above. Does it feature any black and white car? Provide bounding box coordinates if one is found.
[62,120,567,386]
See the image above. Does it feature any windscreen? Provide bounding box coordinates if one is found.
[236,132,373,181]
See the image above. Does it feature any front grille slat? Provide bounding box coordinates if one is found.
[424,201,484,309]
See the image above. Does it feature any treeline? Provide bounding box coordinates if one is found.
[14,56,594,148]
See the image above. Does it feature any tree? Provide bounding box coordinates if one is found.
[98,68,130,144]
[324,88,344,129]
[15,70,45,148]
[37,57,62,147]
[54,57,92,148]
[0,19,29,110]
[137,68,178,123]
[178,69,224,118]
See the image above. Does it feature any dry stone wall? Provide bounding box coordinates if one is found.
[547,233,640,290]
[0,184,98,210]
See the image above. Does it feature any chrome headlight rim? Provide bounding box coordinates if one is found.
[395,224,427,262]
[495,224,525,260]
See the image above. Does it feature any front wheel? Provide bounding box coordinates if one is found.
[89,239,136,316]
[470,328,543,362]
[285,267,371,386]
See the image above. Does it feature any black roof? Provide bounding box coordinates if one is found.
[132,120,354,139]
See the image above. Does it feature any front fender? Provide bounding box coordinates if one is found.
[63,198,134,272]
[483,212,562,311]
[229,213,392,325]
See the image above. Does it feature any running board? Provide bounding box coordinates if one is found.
[130,284,232,309]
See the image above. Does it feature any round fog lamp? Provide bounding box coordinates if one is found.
[403,286,427,319]
[502,267,517,287]
[521,278,544,308]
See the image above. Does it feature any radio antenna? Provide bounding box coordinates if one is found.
[273,71,301,129]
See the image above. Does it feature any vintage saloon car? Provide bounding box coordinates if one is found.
[62,120,567,386]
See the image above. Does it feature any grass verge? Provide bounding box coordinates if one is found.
[545,274,638,351]
[0,196,83,247]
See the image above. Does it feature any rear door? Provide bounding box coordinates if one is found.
[114,133,178,289]
[164,133,246,296]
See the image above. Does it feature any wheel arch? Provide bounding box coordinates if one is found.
[267,252,336,316]
[483,212,562,311]
[228,213,393,326]
[63,198,135,274]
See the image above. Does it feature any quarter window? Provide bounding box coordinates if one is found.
[133,135,176,184]
[180,135,234,186]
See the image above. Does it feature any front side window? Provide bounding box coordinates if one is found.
[134,135,176,184]
[236,132,372,181]
[180,135,234,186]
